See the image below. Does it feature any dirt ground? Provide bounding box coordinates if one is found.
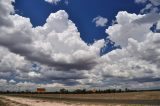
[0,96,121,106]
[0,91,160,106]
[0,96,28,106]
[0,96,158,106]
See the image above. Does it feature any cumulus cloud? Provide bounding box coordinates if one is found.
[76,8,160,89]
[0,0,104,90]
[106,11,152,47]
[92,16,108,27]
[31,11,104,71]
[102,11,160,88]
[0,1,105,71]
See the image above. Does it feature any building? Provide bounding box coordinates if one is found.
[36,88,46,93]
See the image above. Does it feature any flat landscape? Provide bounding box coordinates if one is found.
[1,0,160,106]
[0,91,160,106]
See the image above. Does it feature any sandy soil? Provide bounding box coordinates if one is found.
[2,96,114,106]
[0,96,28,106]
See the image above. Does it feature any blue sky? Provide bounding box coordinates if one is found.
[0,0,160,91]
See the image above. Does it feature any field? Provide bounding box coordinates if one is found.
[0,91,160,106]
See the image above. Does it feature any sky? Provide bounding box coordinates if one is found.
[13,0,143,54]
[0,0,160,91]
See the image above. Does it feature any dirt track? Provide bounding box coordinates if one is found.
[0,96,69,106]
[0,96,115,106]
[0,96,28,106]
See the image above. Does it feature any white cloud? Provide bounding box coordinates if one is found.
[0,79,7,85]
[135,0,160,6]
[101,11,160,83]
[32,10,105,70]
[0,0,14,27]
[157,20,160,29]
[135,0,147,4]
[28,72,41,78]
[149,0,160,6]
[106,11,152,47]
[45,0,61,4]
[0,5,105,71]
[134,12,160,24]
[135,0,160,13]
[0,0,104,89]
[76,10,160,89]
[9,79,16,84]
[92,16,108,27]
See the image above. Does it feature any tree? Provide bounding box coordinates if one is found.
[60,88,68,94]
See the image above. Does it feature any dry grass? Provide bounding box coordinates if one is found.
[59,91,160,100]
[8,91,160,100]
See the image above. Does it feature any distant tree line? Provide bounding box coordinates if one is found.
[57,88,138,94]
[0,88,160,94]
